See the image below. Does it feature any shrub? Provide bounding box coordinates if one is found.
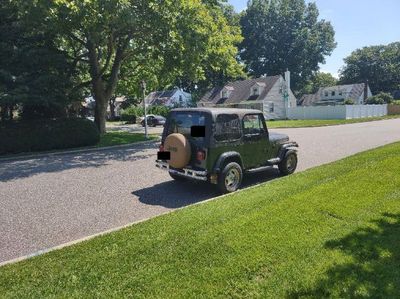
[343,99,354,105]
[0,118,100,155]
[392,100,400,105]
[366,92,394,104]
[148,105,170,117]
[120,106,142,123]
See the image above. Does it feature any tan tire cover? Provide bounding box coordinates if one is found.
[164,133,191,168]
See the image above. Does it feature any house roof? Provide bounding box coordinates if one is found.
[199,76,281,105]
[145,89,179,105]
[300,83,368,106]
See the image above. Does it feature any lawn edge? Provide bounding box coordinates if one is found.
[0,137,160,163]
[268,115,400,129]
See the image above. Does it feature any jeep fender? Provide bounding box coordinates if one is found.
[278,142,299,160]
[213,151,243,174]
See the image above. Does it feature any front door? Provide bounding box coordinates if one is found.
[241,113,270,168]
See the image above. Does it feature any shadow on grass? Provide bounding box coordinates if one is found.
[0,142,157,182]
[134,167,281,209]
[289,213,400,298]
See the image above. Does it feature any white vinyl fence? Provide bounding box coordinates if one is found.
[287,105,387,120]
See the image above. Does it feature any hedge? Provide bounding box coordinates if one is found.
[0,118,100,155]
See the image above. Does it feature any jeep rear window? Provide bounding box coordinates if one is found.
[214,114,241,142]
[167,111,206,140]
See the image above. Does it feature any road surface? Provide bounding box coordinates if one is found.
[1,118,399,264]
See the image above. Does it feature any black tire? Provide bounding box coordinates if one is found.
[218,162,243,194]
[169,172,187,181]
[278,151,298,175]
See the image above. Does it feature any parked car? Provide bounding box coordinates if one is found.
[156,108,298,193]
[140,115,166,127]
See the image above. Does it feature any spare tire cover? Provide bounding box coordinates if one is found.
[164,133,191,168]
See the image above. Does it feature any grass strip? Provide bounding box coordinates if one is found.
[267,114,400,128]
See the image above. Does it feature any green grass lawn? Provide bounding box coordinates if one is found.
[97,132,158,147]
[267,114,400,128]
[1,143,400,298]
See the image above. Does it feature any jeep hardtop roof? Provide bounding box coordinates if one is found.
[170,107,262,118]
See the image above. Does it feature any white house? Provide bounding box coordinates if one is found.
[300,83,373,106]
[145,88,192,108]
[198,71,297,119]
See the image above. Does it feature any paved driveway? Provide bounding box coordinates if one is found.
[1,118,400,264]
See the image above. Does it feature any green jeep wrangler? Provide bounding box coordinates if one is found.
[156,108,298,193]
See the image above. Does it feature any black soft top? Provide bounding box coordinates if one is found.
[171,107,262,119]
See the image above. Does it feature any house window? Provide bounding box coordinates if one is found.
[252,87,259,96]
[269,103,274,113]
[179,95,183,103]
[331,91,335,96]
[325,91,328,97]
[339,91,343,96]
[221,90,228,98]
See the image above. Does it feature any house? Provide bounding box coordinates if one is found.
[198,71,297,120]
[145,88,192,108]
[299,83,373,106]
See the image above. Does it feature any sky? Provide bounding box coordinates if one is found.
[228,0,400,78]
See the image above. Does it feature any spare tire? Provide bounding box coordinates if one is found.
[164,133,191,168]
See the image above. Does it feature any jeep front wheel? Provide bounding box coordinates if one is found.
[218,162,243,194]
[278,151,298,175]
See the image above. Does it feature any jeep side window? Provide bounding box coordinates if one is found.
[243,114,264,135]
[214,114,241,142]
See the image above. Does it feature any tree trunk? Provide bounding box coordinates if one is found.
[109,97,116,121]
[92,83,108,134]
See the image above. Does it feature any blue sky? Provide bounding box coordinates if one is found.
[228,0,400,78]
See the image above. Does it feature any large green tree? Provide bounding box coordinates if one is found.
[239,0,336,91]
[0,0,80,121]
[339,42,400,94]
[20,0,243,133]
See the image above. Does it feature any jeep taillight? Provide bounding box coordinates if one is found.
[159,144,164,152]
[196,150,206,161]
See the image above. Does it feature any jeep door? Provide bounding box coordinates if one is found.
[241,113,271,168]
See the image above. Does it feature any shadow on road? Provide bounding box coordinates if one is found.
[0,142,157,182]
[134,167,281,209]
[289,213,400,298]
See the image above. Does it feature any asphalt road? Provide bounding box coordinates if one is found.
[1,119,400,264]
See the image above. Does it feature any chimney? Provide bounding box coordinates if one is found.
[364,80,368,103]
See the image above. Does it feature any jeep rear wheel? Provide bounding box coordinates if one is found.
[278,151,298,175]
[218,162,243,194]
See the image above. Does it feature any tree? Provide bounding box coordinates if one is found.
[239,0,336,91]
[299,72,338,96]
[20,0,244,133]
[0,0,81,121]
[339,42,400,94]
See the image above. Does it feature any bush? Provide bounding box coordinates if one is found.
[0,118,100,155]
[148,105,170,117]
[366,92,394,104]
[392,100,400,105]
[343,99,354,105]
[120,106,142,123]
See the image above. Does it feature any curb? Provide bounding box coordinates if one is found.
[0,179,267,268]
[0,138,160,163]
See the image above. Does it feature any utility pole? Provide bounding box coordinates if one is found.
[140,80,148,139]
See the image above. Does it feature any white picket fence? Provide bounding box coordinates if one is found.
[287,105,388,120]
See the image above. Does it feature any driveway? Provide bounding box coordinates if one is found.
[1,118,400,264]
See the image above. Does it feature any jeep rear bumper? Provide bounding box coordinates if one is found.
[156,160,208,181]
